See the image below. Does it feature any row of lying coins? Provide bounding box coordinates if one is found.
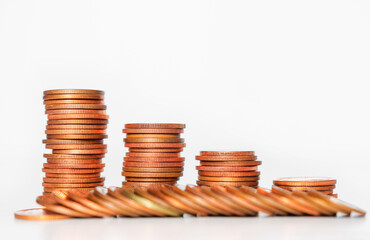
[19,185,365,220]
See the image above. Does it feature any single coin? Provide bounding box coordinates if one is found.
[47,114,109,120]
[46,144,107,150]
[46,109,106,115]
[122,172,183,178]
[124,177,179,182]
[46,124,107,130]
[196,156,257,161]
[126,152,180,158]
[44,89,104,95]
[125,123,185,129]
[196,166,258,172]
[198,171,260,177]
[199,161,262,166]
[45,104,106,110]
[14,208,70,220]
[44,99,104,105]
[47,134,107,139]
[125,143,186,148]
[197,181,258,187]
[276,185,336,191]
[42,182,104,188]
[198,176,260,182]
[126,134,180,138]
[124,138,184,143]
[46,129,106,134]
[200,151,255,156]
[44,187,95,193]
[124,157,184,162]
[43,139,104,144]
[123,128,183,134]
[47,158,102,164]
[122,182,175,187]
[273,177,337,187]
[43,163,105,169]
[122,167,183,173]
[43,177,105,183]
[42,168,104,174]
[47,119,108,125]
[45,173,101,178]
[52,149,107,154]
[123,162,184,168]
[128,148,183,153]
[44,154,105,159]
[43,93,104,100]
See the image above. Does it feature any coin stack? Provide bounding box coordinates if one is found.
[42,89,109,195]
[195,151,261,187]
[273,177,337,198]
[122,123,186,187]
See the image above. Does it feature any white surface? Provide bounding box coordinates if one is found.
[1,0,370,239]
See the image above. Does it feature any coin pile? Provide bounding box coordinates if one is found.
[122,123,186,187]
[273,177,337,198]
[42,89,109,195]
[195,151,261,187]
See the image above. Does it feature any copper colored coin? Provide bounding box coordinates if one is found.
[46,109,106,115]
[126,152,180,158]
[44,154,105,159]
[198,171,260,177]
[330,194,338,198]
[43,187,95,193]
[196,166,258,172]
[44,89,104,95]
[200,151,255,156]
[317,190,334,195]
[45,173,101,178]
[198,176,260,182]
[46,129,106,134]
[124,157,184,162]
[42,168,104,174]
[122,182,175,187]
[276,185,336,191]
[199,161,262,166]
[124,177,179,182]
[43,163,105,169]
[129,148,183,153]
[43,139,104,144]
[14,208,70,221]
[43,177,105,183]
[44,99,104,105]
[46,124,107,130]
[47,119,108,125]
[43,93,104,100]
[197,181,258,187]
[42,182,104,188]
[47,134,107,139]
[45,104,106,110]
[125,143,186,148]
[123,128,183,134]
[123,162,184,168]
[124,138,184,143]
[47,158,102,164]
[273,177,337,187]
[125,123,185,129]
[126,134,180,138]
[196,156,257,161]
[122,167,183,173]
[122,172,182,178]
[47,114,109,120]
[52,149,107,154]
[46,144,107,149]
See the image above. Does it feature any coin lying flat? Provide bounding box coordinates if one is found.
[47,158,102,164]
[199,161,262,166]
[46,124,107,130]
[122,172,183,178]
[125,143,186,148]
[43,139,104,145]
[200,151,255,156]
[45,104,107,110]
[46,144,107,150]
[197,181,258,187]
[47,114,109,120]
[47,119,108,125]
[126,152,180,158]
[196,156,257,161]
[47,134,108,139]
[128,148,183,153]
[14,208,70,220]
[198,171,260,177]
[52,149,107,154]
[125,123,185,129]
[273,177,337,187]
[44,89,104,95]
[43,163,105,169]
[43,177,105,183]
[123,162,184,167]
[44,99,105,105]
[124,138,184,143]
[196,166,258,172]
[198,176,260,182]
[123,128,184,134]
[42,168,104,174]
[122,167,183,173]
[45,172,101,178]
[43,94,104,100]
[124,157,184,162]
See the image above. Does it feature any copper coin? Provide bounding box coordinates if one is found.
[44,99,104,105]
[43,177,105,183]
[129,148,183,153]
[52,149,107,154]
[46,129,106,134]
[43,163,105,169]
[43,93,104,100]
[47,134,107,139]
[273,177,337,186]
[318,190,334,195]
[47,114,109,120]
[198,176,260,182]
[200,151,255,156]
[124,177,179,182]
[43,139,104,144]
[14,208,70,220]
[197,181,258,187]
[45,104,106,110]
[45,173,101,178]
[198,171,260,177]
[44,154,105,159]
[330,194,338,198]
[125,123,185,129]
[125,143,186,148]
[44,89,104,95]
[196,156,257,161]
[276,185,336,191]
[196,166,258,172]
[42,182,104,188]
[44,187,95,193]
[199,161,262,166]
[123,162,184,167]
[46,144,107,149]
[122,182,175,187]
[47,158,102,164]
[124,157,184,162]
[124,138,184,143]
[47,119,108,125]
[126,152,180,158]
[46,124,107,130]
[122,167,183,173]
[42,168,104,174]
[122,172,182,178]
[123,128,183,134]
[46,109,106,115]
[126,133,180,138]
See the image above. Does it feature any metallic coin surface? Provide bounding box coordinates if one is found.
[43,163,105,169]
[47,134,108,139]
[122,167,183,173]
[42,182,104,188]
[52,149,107,154]
[43,93,104,100]
[42,168,104,174]
[276,185,336,191]
[47,119,108,125]
[44,154,105,159]
[122,182,175,187]
[124,138,184,143]
[126,134,180,138]
[45,173,101,178]
[43,177,105,183]
[124,177,179,182]
[123,128,183,134]
[14,208,70,220]
[46,124,107,129]
[196,166,258,172]
[43,139,104,144]
[124,157,184,162]
[198,171,260,177]
[47,114,109,120]
[128,148,183,153]
[45,104,106,110]
[200,151,255,156]
[125,123,185,129]
[198,176,260,182]
[273,177,337,186]
[46,144,107,149]
[197,181,258,187]
[126,152,180,158]
[46,129,106,134]
[123,162,184,167]
[47,158,102,164]
[46,109,106,115]
[199,161,262,166]
[124,143,186,148]
[196,156,257,161]
[122,172,183,178]
[44,89,104,95]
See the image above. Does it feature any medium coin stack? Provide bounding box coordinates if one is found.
[273,177,337,198]
[195,151,261,187]
[42,89,109,195]
[122,123,186,187]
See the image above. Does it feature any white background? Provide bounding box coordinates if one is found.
[0,0,369,239]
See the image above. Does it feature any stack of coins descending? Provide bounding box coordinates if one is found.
[42,89,109,195]
[195,151,261,187]
[122,123,186,187]
[273,177,337,198]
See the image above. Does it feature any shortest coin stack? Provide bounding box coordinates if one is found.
[196,151,261,188]
[122,123,186,188]
[273,177,338,198]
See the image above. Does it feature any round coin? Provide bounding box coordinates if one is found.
[122,172,183,178]
[128,148,183,153]
[43,187,95,193]
[125,143,186,148]
[42,182,104,188]
[124,177,179,182]
[44,154,105,159]
[46,109,106,114]
[124,138,184,143]
[43,94,104,100]
[122,182,175,187]
[42,168,104,174]
[47,134,107,139]
[44,89,104,95]
[43,177,105,183]
[273,177,337,187]
[43,139,104,145]
[46,129,106,134]
[123,162,184,168]
[123,128,183,134]
[46,144,107,149]
[45,104,106,110]
[14,208,70,221]
[198,176,260,182]
[126,134,180,138]
[197,181,258,187]
[47,159,102,164]
[196,156,257,161]
[47,114,109,120]
[125,123,185,129]
[276,185,336,191]
[196,166,258,172]
[199,161,262,166]
[122,167,183,173]
[47,119,108,125]
[200,151,255,156]
[43,163,105,169]
[52,149,107,154]
[126,152,180,158]
[124,157,184,162]
[198,171,260,177]
[44,99,104,105]
[46,124,107,130]
[45,173,101,178]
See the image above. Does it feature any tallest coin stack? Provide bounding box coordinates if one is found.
[42,89,109,195]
